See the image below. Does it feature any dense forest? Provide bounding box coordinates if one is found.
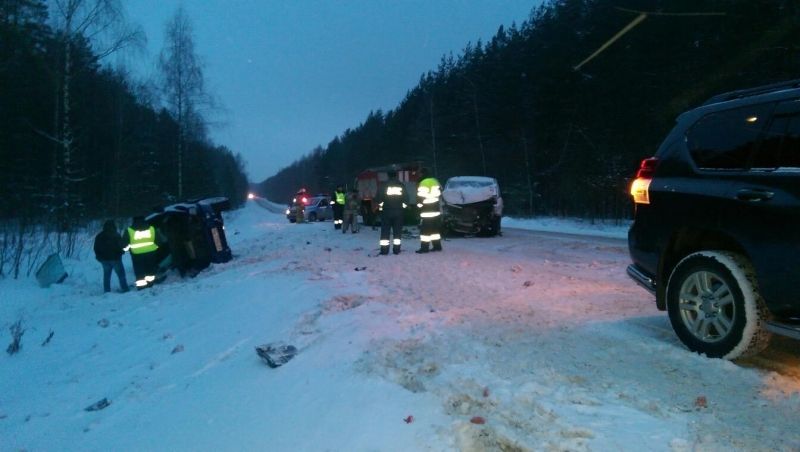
[0,0,249,230]
[260,0,800,219]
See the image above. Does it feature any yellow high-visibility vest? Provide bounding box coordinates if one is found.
[127,226,158,255]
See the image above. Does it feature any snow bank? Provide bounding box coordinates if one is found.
[502,216,630,239]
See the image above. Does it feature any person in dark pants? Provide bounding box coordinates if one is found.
[342,188,360,234]
[93,220,129,293]
[331,186,346,230]
[377,171,406,255]
[124,216,163,289]
[163,214,191,277]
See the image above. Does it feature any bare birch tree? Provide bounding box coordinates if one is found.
[158,6,207,200]
[48,0,143,227]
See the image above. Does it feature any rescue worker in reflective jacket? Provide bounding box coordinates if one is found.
[415,168,443,253]
[124,216,162,289]
[377,171,406,255]
[330,186,346,229]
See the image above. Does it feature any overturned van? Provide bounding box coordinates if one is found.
[441,176,503,237]
[146,197,232,277]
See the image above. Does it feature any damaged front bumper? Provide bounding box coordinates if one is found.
[442,200,501,235]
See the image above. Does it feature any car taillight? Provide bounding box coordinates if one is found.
[630,157,658,204]
[302,197,308,204]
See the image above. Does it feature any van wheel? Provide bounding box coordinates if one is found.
[308,212,317,222]
[666,251,771,359]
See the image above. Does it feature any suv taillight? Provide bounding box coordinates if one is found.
[630,157,659,204]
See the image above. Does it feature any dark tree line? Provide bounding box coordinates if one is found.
[261,0,800,219]
[0,0,249,229]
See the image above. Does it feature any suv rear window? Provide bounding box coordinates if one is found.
[686,103,773,169]
[753,106,800,169]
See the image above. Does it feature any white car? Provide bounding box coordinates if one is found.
[441,176,503,236]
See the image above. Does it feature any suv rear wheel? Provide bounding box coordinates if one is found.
[666,251,771,359]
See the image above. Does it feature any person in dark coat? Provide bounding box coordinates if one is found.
[342,188,361,234]
[376,170,406,255]
[93,220,130,293]
[163,214,191,277]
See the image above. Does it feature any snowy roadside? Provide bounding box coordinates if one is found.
[1,202,798,451]
[501,216,629,240]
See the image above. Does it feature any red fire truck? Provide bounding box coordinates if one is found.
[355,162,424,226]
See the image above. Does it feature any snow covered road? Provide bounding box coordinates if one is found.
[1,202,798,451]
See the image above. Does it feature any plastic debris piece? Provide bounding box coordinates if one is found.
[483,387,490,398]
[404,415,414,424]
[35,254,68,288]
[171,344,184,354]
[354,266,367,271]
[523,280,533,287]
[256,343,298,368]
[97,319,110,328]
[470,416,486,425]
[695,396,707,409]
[85,398,111,412]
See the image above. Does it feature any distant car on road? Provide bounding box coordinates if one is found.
[286,195,333,222]
[442,176,503,236]
[627,79,800,359]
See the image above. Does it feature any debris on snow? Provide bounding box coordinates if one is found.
[41,330,54,347]
[171,344,185,354]
[323,294,370,313]
[403,415,414,424]
[85,398,111,412]
[470,416,486,424]
[6,320,24,355]
[354,266,367,271]
[97,318,110,328]
[523,280,533,287]
[511,264,522,273]
[256,343,298,368]
[695,395,708,409]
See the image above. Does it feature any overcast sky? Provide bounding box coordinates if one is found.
[122,0,539,182]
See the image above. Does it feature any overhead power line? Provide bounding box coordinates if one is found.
[573,7,726,71]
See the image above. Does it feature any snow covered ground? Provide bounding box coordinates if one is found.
[2,201,799,451]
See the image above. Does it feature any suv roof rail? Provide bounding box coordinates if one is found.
[701,79,800,106]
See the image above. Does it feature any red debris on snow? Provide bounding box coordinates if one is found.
[470,416,486,425]
[403,415,414,424]
[695,396,708,409]
[482,387,490,398]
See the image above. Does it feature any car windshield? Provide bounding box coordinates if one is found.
[447,180,495,189]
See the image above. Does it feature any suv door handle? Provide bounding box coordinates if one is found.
[736,188,774,202]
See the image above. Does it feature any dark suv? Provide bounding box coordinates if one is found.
[627,80,800,359]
